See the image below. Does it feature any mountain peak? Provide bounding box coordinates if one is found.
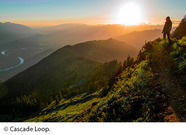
[183,15,186,21]
[172,15,186,39]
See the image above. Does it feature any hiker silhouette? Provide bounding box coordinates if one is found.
[162,16,172,43]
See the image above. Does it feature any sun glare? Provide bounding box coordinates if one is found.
[112,2,147,25]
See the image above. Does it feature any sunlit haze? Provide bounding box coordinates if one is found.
[0,0,185,27]
[111,2,148,25]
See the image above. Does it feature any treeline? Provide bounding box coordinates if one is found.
[100,55,135,97]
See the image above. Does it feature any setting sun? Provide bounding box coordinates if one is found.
[112,2,147,25]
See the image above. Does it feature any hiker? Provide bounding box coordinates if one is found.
[162,16,172,43]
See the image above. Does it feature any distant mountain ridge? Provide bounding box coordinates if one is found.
[0,22,35,44]
[114,29,162,51]
[37,23,163,46]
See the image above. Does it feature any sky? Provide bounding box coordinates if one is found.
[0,0,185,27]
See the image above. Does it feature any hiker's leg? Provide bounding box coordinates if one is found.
[167,33,171,43]
[163,33,166,39]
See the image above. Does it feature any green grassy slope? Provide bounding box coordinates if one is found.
[75,37,185,122]
[26,37,186,122]
[25,92,100,122]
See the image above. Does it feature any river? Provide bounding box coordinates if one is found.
[0,49,24,72]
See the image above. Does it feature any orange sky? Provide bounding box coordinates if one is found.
[1,0,185,28]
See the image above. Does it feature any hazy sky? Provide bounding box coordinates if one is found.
[0,0,185,27]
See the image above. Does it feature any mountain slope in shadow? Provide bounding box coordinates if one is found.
[0,38,136,121]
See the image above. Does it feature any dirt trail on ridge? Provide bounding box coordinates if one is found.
[151,43,185,122]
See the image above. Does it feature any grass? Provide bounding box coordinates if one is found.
[25,92,100,122]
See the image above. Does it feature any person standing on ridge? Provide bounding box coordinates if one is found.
[162,16,172,43]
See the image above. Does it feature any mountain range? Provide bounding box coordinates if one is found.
[0,22,163,82]
[37,23,163,46]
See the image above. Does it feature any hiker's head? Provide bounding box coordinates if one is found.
[166,16,170,21]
